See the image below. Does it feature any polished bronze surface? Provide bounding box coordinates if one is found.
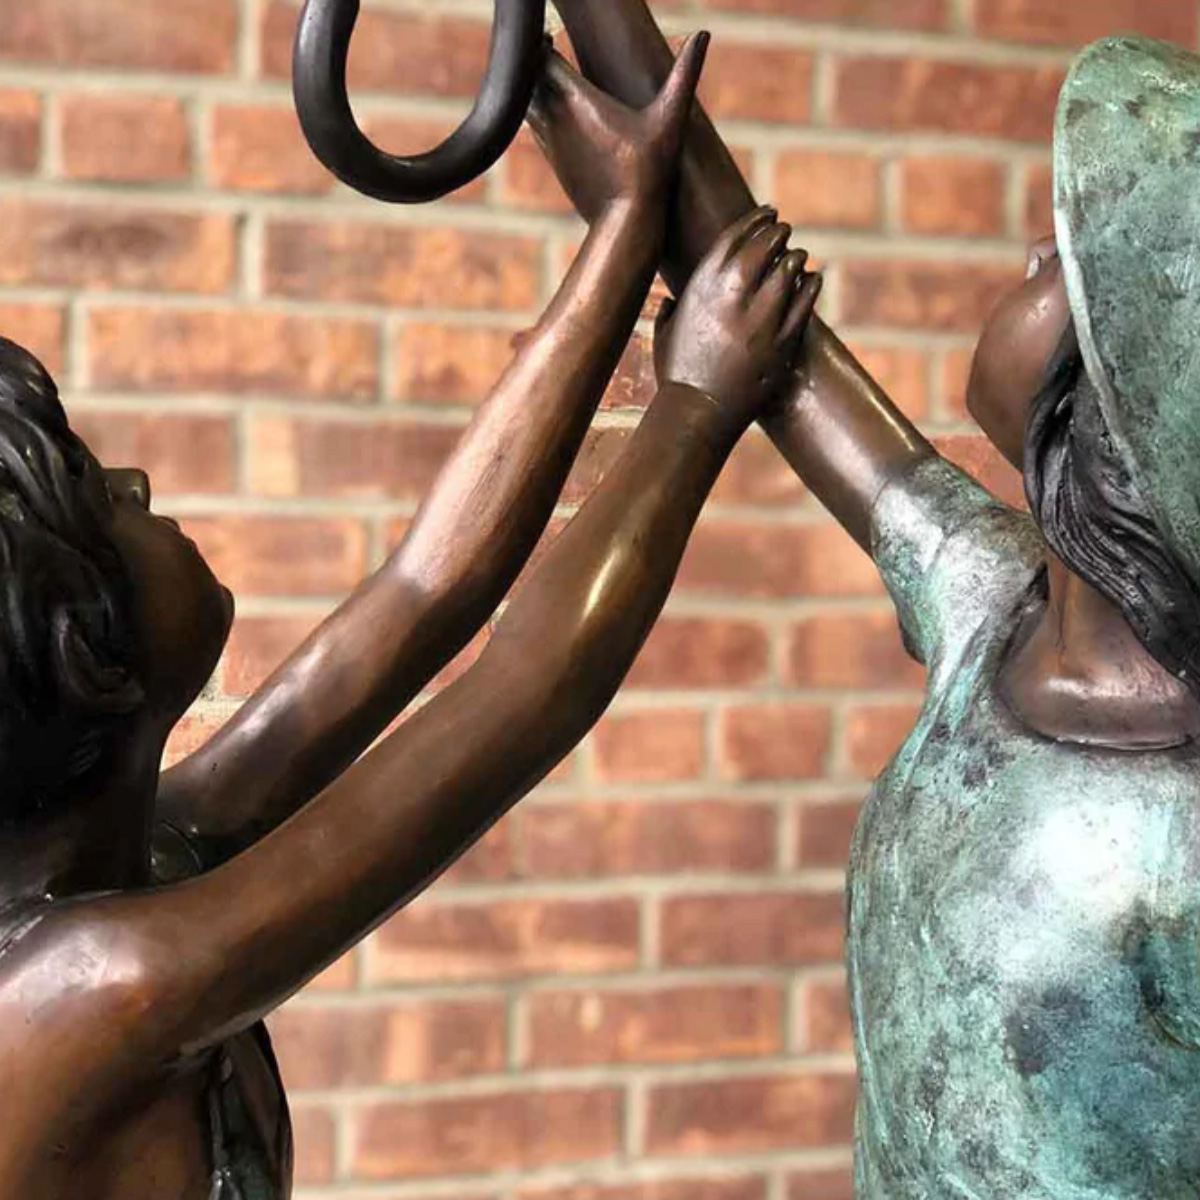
[0,37,824,1200]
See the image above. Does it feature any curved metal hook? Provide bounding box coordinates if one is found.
[293,0,547,204]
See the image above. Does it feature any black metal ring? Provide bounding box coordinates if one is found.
[292,0,547,204]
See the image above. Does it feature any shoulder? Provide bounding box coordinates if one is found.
[871,455,1044,669]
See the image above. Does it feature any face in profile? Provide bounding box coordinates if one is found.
[966,237,1073,470]
[97,463,234,722]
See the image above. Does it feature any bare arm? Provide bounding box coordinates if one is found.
[552,0,935,549]
[27,212,821,1069]
[156,40,708,863]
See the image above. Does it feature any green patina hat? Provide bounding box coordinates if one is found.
[1056,35,1200,585]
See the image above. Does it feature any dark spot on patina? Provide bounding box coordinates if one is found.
[1126,98,1146,118]
[1066,99,1098,128]
[1004,986,1091,1077]
[916,1036,950,1117]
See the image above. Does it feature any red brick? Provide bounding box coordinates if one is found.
[353,1088,621,1179]
[646,1072,857,1155]
[519,799,776,878]
[700,43,815,124]
[680,521,884,599]
[521,1178,767,1200]
[0,90,39,173]
[939,347,978,420]
[89,308,379,401]
[292,1105,336,1185]
[183,515,369,598]
[847,344,931,422]
[934,432,1025,509]
[796,974,853,1053]
[720,703,832,781]
[527,982,784,1067]
[271,997,506,1088]
[265,218,541,311]
[501,130,573,214]
[900,156,1008,237]
[304,953,358,992]
[209,103,333,196]
[71,412,237,496]
[844,702,921,777]
[393,322,518,406]
[0,0,237,73]
[262,2,491,99]
[975,0,1197,46]
[222,612,324,696]
[697,0,947,29]
[246,415,461,501]
[795,797,863,868]
[787,1168,855,1200]
[627,616,770,690]
[61,94,190,183]
[776,150,882,230]
[711,428,808,507]
[592,708,707,783]
[370,897,641,983]
[0,303,65,374]
[441,822,517,885]
[1023,160,1054,241]
[0,200,234,294]
[788,610,923,689]
[840,258,1021,333]
[661,891,845,967]
[833,56,1062,143]
[163,710,228,767]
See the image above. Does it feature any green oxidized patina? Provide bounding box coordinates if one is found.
[1056,36,1200,595]
[852,459,1200,1197]
[848,35,1200,1196]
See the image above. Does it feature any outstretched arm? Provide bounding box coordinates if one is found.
[29,213,821,1068]
[552,0,935,549]
[156,39,708,864]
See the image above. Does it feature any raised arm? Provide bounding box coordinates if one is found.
[29,212,821,1066]
[156,39,708,864]
[552,0,935,549]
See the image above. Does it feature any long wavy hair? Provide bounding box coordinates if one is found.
[0,337,142,827]
[1024,328,1200,694]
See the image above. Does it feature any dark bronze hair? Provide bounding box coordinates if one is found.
[1024,329,1200,695]
[0,337,142,826]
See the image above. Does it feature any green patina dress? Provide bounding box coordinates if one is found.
[851,457,1200,1198]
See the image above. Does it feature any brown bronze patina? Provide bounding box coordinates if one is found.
[0,31,826,1200]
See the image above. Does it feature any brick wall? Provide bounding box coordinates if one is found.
[0,0,1191,1195]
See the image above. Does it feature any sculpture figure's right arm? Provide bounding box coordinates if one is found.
[552,0,938,550]
[156,37,709,865]
[17,210,822,1078]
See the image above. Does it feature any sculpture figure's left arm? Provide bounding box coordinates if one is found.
[155,37,708,866]
[8,208,822,1074]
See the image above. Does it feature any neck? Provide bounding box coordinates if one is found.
[0,730,161,915]
[1003,552,1200,748]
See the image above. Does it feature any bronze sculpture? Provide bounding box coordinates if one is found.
[0,30,826,1200]
[531,6,1200,1196]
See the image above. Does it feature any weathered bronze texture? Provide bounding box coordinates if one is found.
[0,35,824,1200]
[535,6,1200,1195]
